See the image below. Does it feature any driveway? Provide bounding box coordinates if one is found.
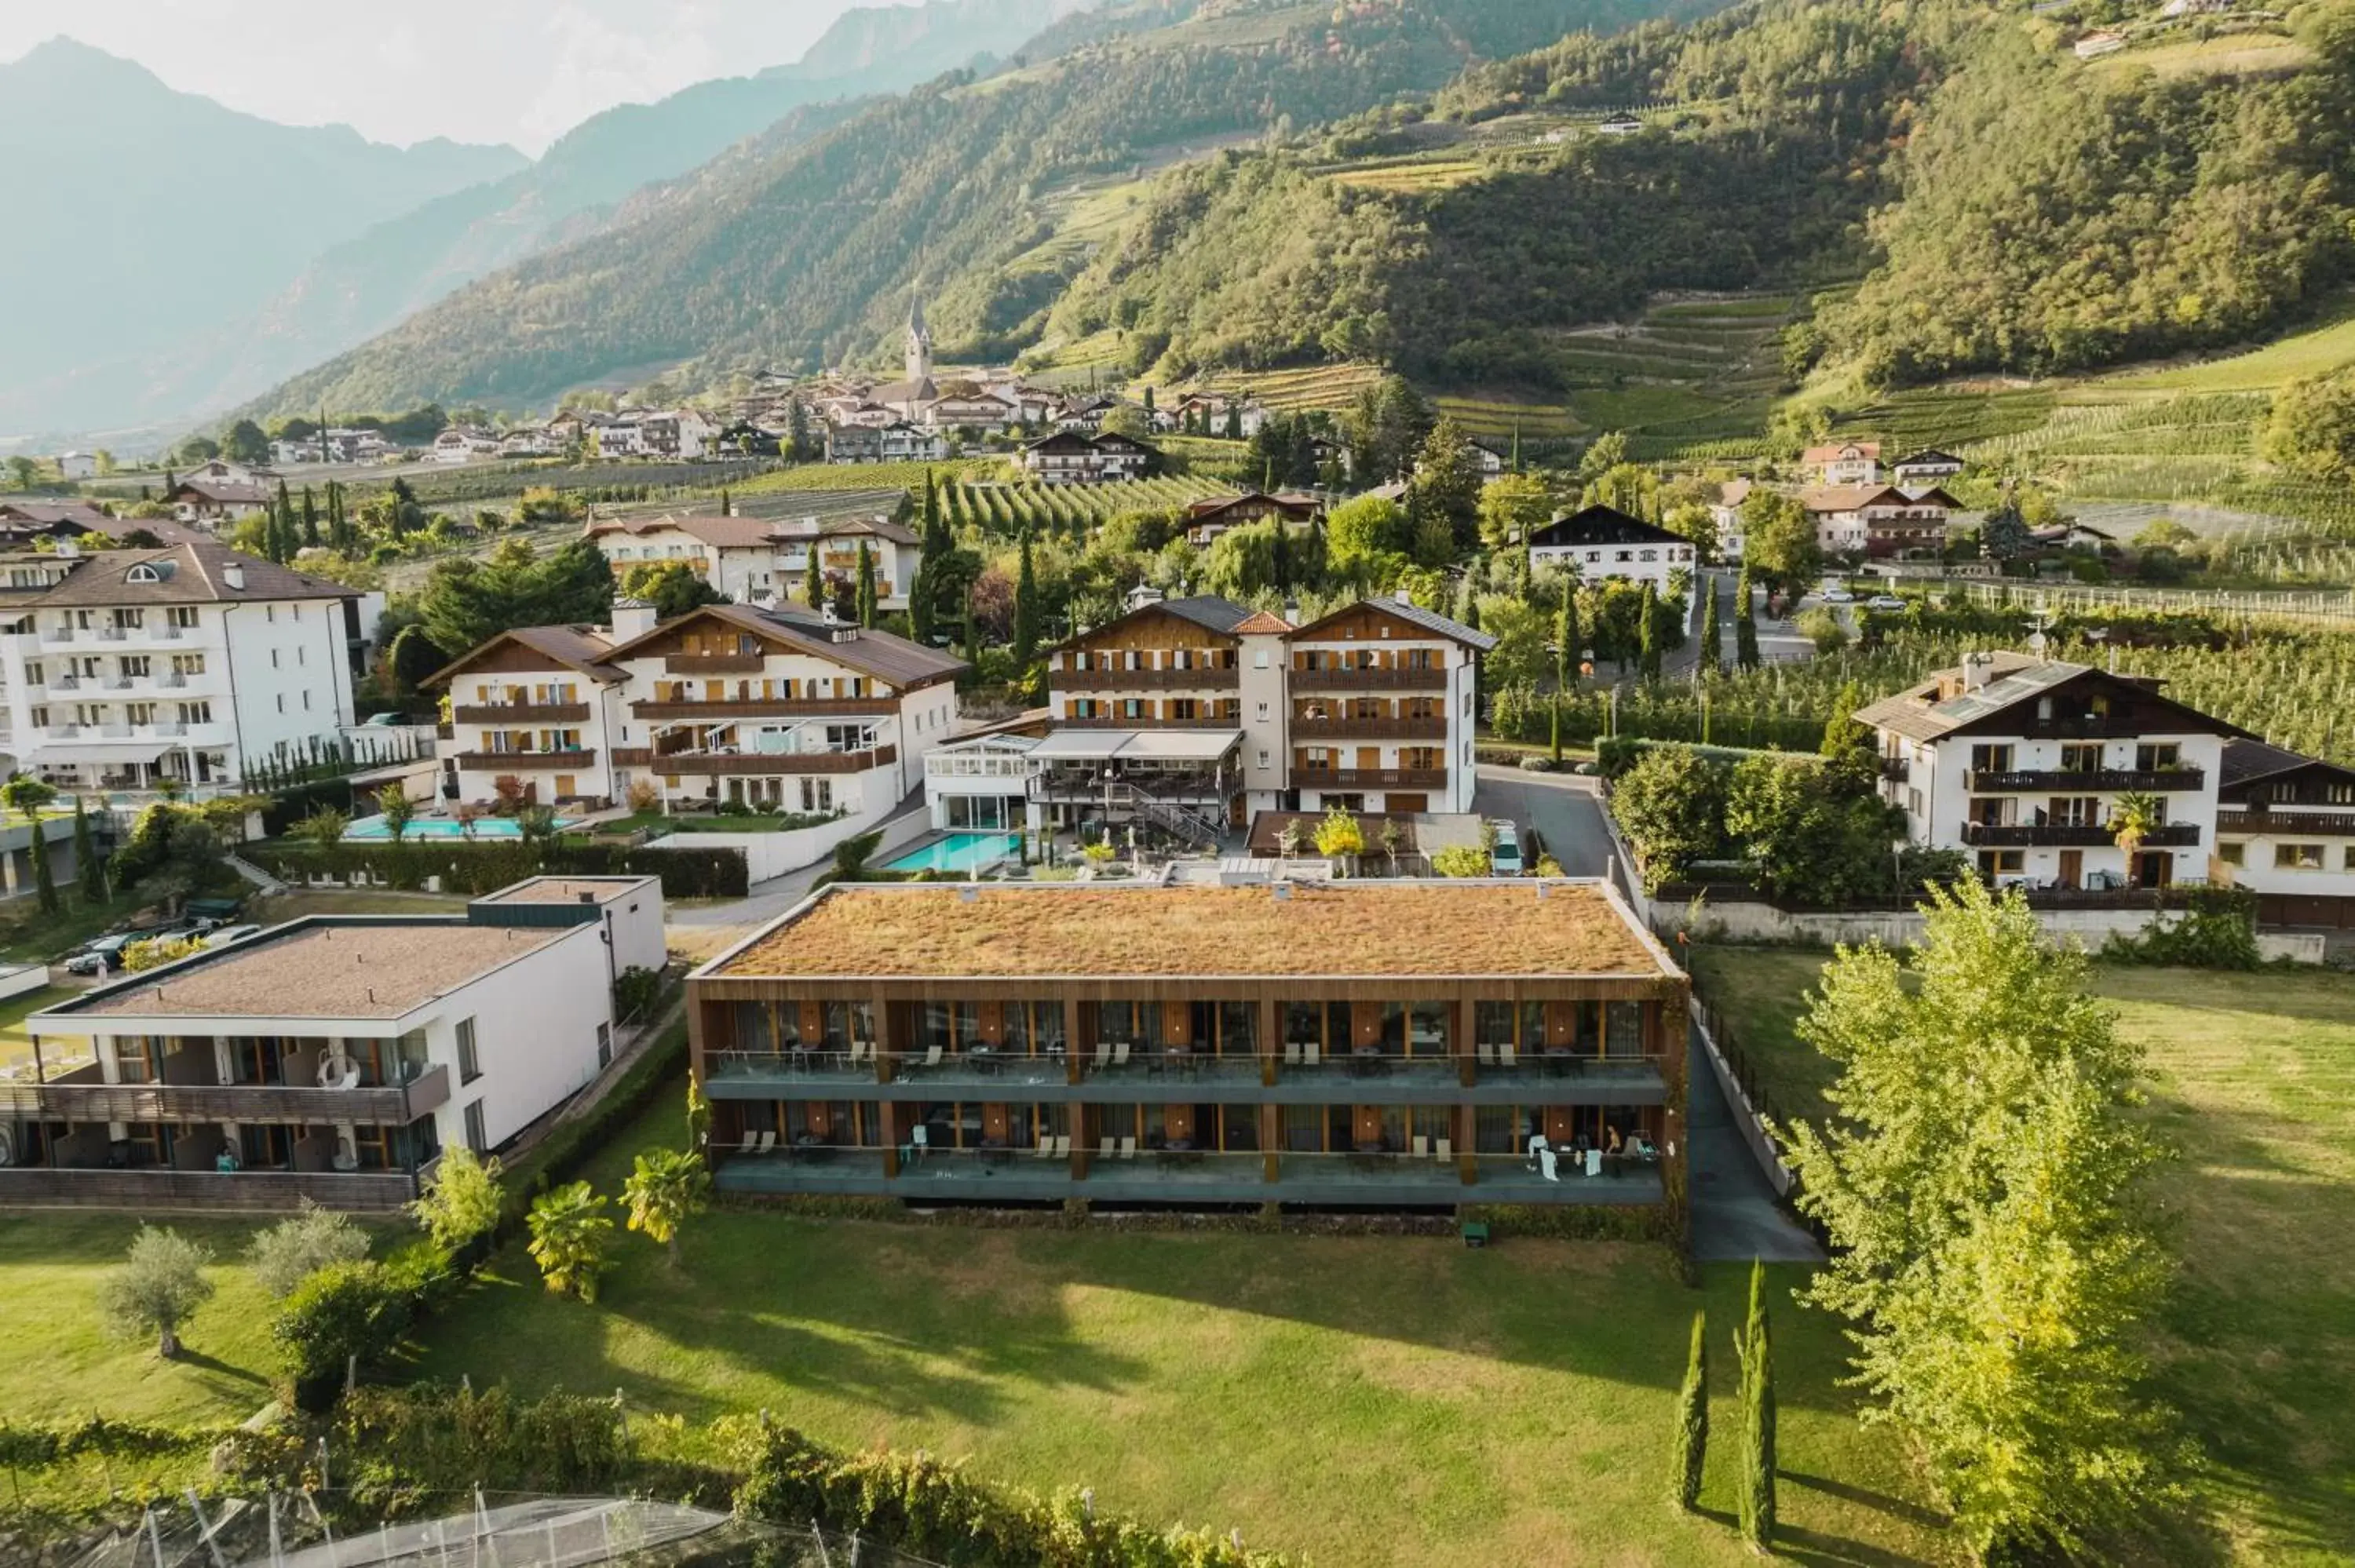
[665,787,935,957]
[1686,1026,1824,1263]
[1471,765,1616,879]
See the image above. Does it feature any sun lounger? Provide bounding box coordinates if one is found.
[1284,1041,1302,1065]
[1094,1041,1112,1068]
[739,1132,759,1154]
[1412,1135,1429,1158]
[1035,1138,1057,1159]
[1099,1136,1115,1159]
[1434,1138,1452,1163]
[756,1130,776,1154]
[1303,1041,1320,1066]
[1113,1041,1130,1067]
[1119,1136,1137,1161]
[923,1045,944,1067]
[1476,1041,1495,1066]
[1498,1041,1517,1068]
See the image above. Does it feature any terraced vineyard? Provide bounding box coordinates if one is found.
[736,459,995,496]
[1548,292,1801,460]
[937,473,1231,538]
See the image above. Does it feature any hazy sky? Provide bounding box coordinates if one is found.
[0,0,871,155]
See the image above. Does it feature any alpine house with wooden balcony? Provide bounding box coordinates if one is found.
[1858,652,2245,892]
[687,881,1688,1220]
[431,600,965,817]
[2214,738,2355,930]
[2,875,663,1212]
[1284,596,1491,817]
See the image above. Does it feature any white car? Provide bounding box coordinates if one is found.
[202,924,265,950]
[1821,589,1857,604]
[1866,594,1908,611]
[1488,820,1523,876]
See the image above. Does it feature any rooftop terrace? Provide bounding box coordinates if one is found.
[710,881,1674,982]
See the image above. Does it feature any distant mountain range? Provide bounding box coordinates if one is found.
[0,0,1101,445]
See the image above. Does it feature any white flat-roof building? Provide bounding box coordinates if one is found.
[5,875,664,1211]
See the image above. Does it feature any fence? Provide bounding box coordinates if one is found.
[1946,577,2355,629]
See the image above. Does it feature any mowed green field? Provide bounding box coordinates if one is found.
[0,1085,1955,1565]
[1687,950,2355,1564]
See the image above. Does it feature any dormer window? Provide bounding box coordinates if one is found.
[126,563,162,584]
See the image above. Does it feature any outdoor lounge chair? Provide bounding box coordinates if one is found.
[1094,1041,1112,1068]
[1284,1041,1302,1065]
[1412,1135,1429,1158]
[738,1132,759,1155]
[1113,1041,1131,1067]
[1119,1136,1137,1161]
[756,1130,776,1154]
[1100,1136,1115,1159]
[1055,1136,1072,1158]
[924,1045,944,1067]
[1434,1138,1452,1163]
[1498,1041,1517,1068]
[1035,1138,1057,1159]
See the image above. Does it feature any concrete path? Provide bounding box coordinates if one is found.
[666,786,934,935]
[1686,1026,1824,1264]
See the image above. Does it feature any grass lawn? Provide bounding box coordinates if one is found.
[1689,947,2355,1565]
[0,983,82,1078]
[378,1088,1952,1567]
[0,1212,295,1426]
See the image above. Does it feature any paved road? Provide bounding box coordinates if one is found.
[667,786,934,935]
[1686,1026,1824,1263]
[1470,765,1616,879]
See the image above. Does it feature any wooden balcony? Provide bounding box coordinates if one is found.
[1294,768,1451,792]
[453,749,596,771]
[2218,809,2355,837]
[452,702,591,725]
[632,698,897,720]
[1052,667,1240,692]
[0,1065,451,1127]
[0,1166,419,1212]
[616,746,898,777]
[1290,667,1446,692]
[1962,822,2199,848]
[1291,716,1448,741]
[1966,768,2205,793]
[665,654,765,676]
[1056,716,1239,731]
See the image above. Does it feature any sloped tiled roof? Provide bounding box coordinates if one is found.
[29,544,354,608]
[1289,597,1499,652]
[425,625,624,688]
[1528,505,1682,549]
[606,603,966,689]
[1854,657,2251,745]
[1231,611,1297,635]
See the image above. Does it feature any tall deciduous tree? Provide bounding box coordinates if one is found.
[1784,881,2178,1559]
[1742,491,1820,591]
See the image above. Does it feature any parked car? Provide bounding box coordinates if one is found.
[1489,820,1523,876]
[1866,594,1908,611]
[1821,588,1857,604]
[63,934,137,975]
[202,924,265,950]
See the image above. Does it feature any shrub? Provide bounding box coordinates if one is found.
[409,1145,505,1253]
[612,965,665,1023]
[246,839,748,899]
[123,934,203,972]
[247,1201,371,1299]
[1431,844,1490,877]
[273,1259,422,1413]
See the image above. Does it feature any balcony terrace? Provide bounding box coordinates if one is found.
[1052,668,1241,692]
[0,1063,450,1126]
[454,749,597,771]
[1291,716,1448,742]
[632,698,896,720]
[1962,822,2200,848]
[0,1167,420,1212]
[452,702,593,725]
[1289,667,1447,693]
[664,654,766,676]
[612,745,896,777]
[2217,809,2355,837]
[1294,768,1450,792]
[1966,768,2206,793]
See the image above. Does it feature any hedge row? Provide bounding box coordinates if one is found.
[246,840,749,899]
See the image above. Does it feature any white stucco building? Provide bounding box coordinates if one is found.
[1526,505,1696,590]
[1860,652,2241,891]
[0,543,363,795]
[5,875,664,1209]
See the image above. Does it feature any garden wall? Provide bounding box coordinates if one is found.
[652,795,898,884]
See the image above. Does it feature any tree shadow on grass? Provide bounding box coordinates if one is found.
[1780,1471,1948,1531]
[170,1348,270,1389]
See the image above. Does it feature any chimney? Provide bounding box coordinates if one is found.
[578,891,597,906]
[1962,651,1994,693]
[1393,587,1413,606]
[222,562,246,592]
[610,596,658,641]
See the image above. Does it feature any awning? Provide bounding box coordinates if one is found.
[33,743,172,766]
[1029,730,1243,764]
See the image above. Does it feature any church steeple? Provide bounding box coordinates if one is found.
[905,290,933,384]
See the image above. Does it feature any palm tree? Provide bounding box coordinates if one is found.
[375,783,415,842]
[516,804,560,848]
[525,1181,614,1303]
[622,1150,711,1268]
[2109,789,2163,880]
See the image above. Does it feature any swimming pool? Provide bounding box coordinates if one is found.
[344,815,577,841]
[886,832,1020,874]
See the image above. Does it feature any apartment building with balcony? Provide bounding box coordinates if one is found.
[585,512,923,612]
[1860,652,2244,890]
[0,544,362,794]
[688,881,1688,1217]
[432,601,965,819]
[1025,593,1492,840]
[2,875,663,1212]
[2214,738,2355,930]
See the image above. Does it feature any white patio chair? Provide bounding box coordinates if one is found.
[1119,1136,1137,1161]
[1411,1135,1429,1158]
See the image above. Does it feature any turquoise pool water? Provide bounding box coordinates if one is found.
[887,832,1020,874]
[345,815,576,841]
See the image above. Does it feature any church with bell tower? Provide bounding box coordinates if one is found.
[905,290,933,385]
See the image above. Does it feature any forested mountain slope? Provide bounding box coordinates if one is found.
[240,0,1729,419]
[97,0,1101,439]
[0,38,524,437]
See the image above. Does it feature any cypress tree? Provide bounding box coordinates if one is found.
[855,540,878,629]
[72,797,104,903]
[1270,519,1291,593]
[719,488,732,518]
[1550,585,1572,764]
[1639,582,1662,682]
[804,550,826,613]
[1735,567,1762,671]
[962,589,983,677]
[1013,530,1040,665]
[1700,575,1722,673]
[299,486,320,549]
[274,480,295,560]
[1672,1309,1707,1511]
[1736,1259,1777,1550]
[30,815,58,915]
